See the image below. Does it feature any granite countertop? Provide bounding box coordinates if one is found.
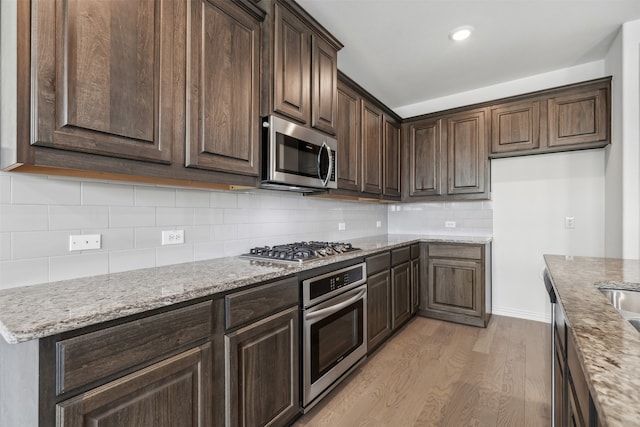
[544,255,640,427]
[0,234,491,344]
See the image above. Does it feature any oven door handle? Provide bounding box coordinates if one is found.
[305,287,366,321]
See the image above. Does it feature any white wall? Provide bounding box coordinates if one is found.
[0,172,387,290]
[492,151,605,322]
[604,21,640,259]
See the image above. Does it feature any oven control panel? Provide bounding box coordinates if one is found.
[303,262,367,306]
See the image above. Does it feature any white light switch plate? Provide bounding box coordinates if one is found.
[69,234,101,251]
[445,221,456,228]
[338,222,346,231]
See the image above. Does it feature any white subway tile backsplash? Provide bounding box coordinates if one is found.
[49,252,109,282]
[135,186,176,207]
[194,208,224,225]
[176,189,210,208]
[193,242,225,261]
[12,175,81,205]
[156,207,194,227]
[156,244,194,267]
[0,174,10,204]
[1,173,390,287]
[83,182,134,206]
[0,233,11,260]
[210,191,238,208]
[49,206,109,230]
[0,205,48,232]
[135,227,163,249]
[0,258,49,289]
[12,230,77,259]
[109,248,156,273]
[109,206,156,228]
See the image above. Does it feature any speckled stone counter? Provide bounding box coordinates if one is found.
[544,255,640,427]
[0,234,491,344]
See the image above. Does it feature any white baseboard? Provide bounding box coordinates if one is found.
[492,306,551,323]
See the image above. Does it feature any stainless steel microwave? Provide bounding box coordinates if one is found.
[261,115,337,192]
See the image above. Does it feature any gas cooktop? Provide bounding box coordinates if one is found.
[240,241,360,264]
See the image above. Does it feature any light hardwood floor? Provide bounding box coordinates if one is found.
[294,315,551,427]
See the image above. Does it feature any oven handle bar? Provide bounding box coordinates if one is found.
[305,287,366,321]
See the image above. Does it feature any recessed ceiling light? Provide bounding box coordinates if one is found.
[449,26,474,41]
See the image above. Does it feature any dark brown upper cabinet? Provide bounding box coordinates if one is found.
[24,0,176,164]
[334,72,402,201]
[336,81,362,192]
[258,0,342,135]
[361,100,384,195]
[185,0,262,177]
[403,107,489,201]
[383,115,402,198]
[489,77,611,158]
[5,0,264,190]
[490,100,541,154]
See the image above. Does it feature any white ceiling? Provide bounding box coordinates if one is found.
[298,0,640,115]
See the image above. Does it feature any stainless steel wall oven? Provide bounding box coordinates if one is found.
[302,261,367,410]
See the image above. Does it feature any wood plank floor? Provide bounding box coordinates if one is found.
[293,315,551,427]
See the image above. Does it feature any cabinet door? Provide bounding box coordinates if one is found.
[225,306,300,427]
[407,119,443,197]
[273,3,310,124]
[446,109,488,195]
[336,82,361,192]
[547,87,608,148]
[367,270,392,352]
[490,100,541,154]
[383,116,401,198]
[185,0,261,176]
[361,101,383,195]
[311,35,338,135]
[57,344,212,427]
[391,262,411,330]
[411,258,420,315]
[30,0,176,164]
[427,258,482,318]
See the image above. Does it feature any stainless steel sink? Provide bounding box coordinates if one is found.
[600,288,640,332]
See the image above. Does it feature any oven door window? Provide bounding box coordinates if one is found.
[310,299,364,383]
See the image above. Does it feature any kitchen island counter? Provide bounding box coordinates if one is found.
[544,255,640,427]
[0,234,490,344]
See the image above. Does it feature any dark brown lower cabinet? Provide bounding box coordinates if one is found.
[225,306,300,427]
[410,244,421,315]
[391,261,411,330]
[56,344,212,427]
[422,243,491,327]
[366,268,392,352]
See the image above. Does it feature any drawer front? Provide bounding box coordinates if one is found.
[391,247,410,266]
[410,244,420,259]
[366,252,390,276]
[428,243,483,260]
[57,300,213,395]
[225,276,298,330]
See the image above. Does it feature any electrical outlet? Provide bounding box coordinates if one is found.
[445,221,456,228]
[162,230,185,245]
[338,222,346,231]
[376,220,382,228]
[565,217,575,229]
[69,234,101,251]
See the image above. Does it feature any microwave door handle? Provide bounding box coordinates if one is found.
[317,141,333,187]
[305,287,365,321]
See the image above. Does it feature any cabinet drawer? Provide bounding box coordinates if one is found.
[225,276,298,330]
[391,247,410,266]
[428,243,482,260]
[410,244,420,259]
[56,301,213,395]
[366,252,390,276]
